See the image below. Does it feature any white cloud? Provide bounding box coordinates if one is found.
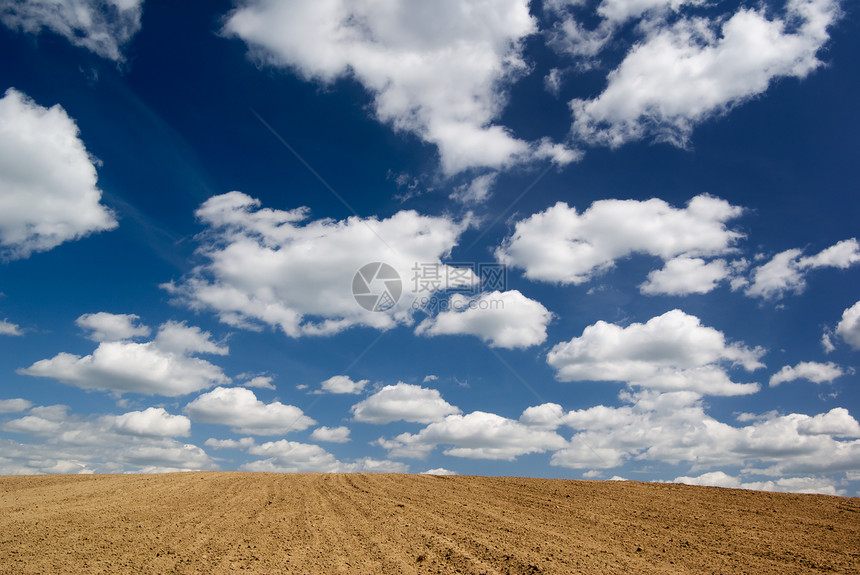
[797,408,860,437]
[243,375,276,390]
[551,391,860,478]
[415,290,553,349]
[350,382,460,425]
[546,309,764,396]
[0,88,117,260]
[769,361,845,386]
[519,403,565,430]
[421,467,457,475]
[75,312,150,342]
[597,0,704,23]
[317,375,369,395]
[310,426,351,443]
[2,414,63,435]
[204,437,255,450]
[163,192,472,337]
[0,404,217,474]
[496,195,743,285]
[20,319,229,396]
[0,398,32,414]
[223,0,571,175]
[379,411,567,460]
[0,0,143,61]
[450,173,498,204]
[640,257,730,295]
[836,300,860,350]
[153,320,229,356]
[110,407,191,437]
[124,443,213,473]
[184,386,315,436]
[242,439,407,473]
[0,319,22,336]
[673,471,843,495]
[821,331,836,353]
[746,239,860,299]
[569,0,841,147]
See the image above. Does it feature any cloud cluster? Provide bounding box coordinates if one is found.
[229,439,406,473]
[548,391,860,479]
[0,89,117,260]
[0,0,143,61]
[164,192,471,337]
[378,411,567,460]
[0,402,214,474]
[673,471,843,496]
[20,314,229,396]
[566,0,842,147]
[223,0,577,175]
[547,310,764,396]
[496,195,743,288]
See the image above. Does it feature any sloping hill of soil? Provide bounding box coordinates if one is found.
[1,472,858,574]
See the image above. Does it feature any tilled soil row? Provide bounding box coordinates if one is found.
[1,472,858,574]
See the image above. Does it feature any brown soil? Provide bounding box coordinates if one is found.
[1,472,858,574]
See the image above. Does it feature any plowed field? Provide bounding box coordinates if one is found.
[1,472,858,574]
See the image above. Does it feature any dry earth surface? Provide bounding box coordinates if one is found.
[1,472,858,574]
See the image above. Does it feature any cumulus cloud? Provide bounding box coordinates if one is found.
[0,398,32,414]
[0,319,22,336]
[569,0,842,147]
[546,309,764,396]
[640,257,731,295]
[421,467,457,475]
[204,437,255,450]
[673,471,842,496]
[0,404,216,474]
[19,318,229,396]
[75,312,150,342]
[153,320,229,356]
[835,300,860,350]
[519,403,565,430]
[242,439,407,473]
[317,375,369,395]
[243,375,276,390]
[350,382,460,425]
[110,407,191,437]
[745,239,860,299]
[184,386,315,436]
[0,88,117,260]
[377,411,567,460]
[496,195,743,286]
[769,361,846,386]
[0,0,143,61]
[163,192,472,337]
[415,290,553,349]
[310,425,351,443]
[223,0,580,175]
[551,391,860,479]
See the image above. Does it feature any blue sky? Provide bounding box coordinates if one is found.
[1,0,859,494]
